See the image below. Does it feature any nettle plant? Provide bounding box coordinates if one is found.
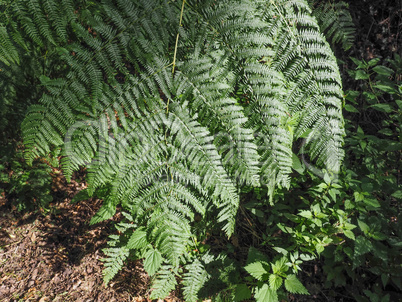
[322,55,402,301]
[1,0,346,300]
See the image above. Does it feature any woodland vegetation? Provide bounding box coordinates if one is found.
[0,0,401,301]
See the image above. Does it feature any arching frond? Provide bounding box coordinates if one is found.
[1,0,346,299]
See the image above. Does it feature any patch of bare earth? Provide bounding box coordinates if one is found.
[0,176,160,302]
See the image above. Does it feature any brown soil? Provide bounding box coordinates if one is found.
[0,177,175,302]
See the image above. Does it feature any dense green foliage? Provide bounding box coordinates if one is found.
[0,0,400,301]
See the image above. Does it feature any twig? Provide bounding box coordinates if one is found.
[172,0,186,74]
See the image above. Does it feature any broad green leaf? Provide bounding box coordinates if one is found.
[355,70,369,80]
[272,247,288,255]
[370,103,394,113]
[144,248,163,276]
[298,210,312,219]
[255,284,278,302]
[234,284,252,302]
[373,65,393,76]
[292,153,304,174]
[391,190,402,199]
[378,128,393,136]
[271,257,287,274]
[39,75,51,85]
[373,84,396,94]
[381,273,390,288]
[350,57,366,69]
[269,274,283,291]
[384,142,402,151]
[370,231,387,241]
[367,58,381,67]
[244,261,269,281]
[127,229,148,249]
[354,191,365,202]
[284,275,309,294]
[357,220,370,233]
[354,235,372,256]
[315,243,325,254]
[344,104,359,112]
[343,230,355,240]
[344,223,357,230]
[363,197,381,208]
[344,199,354,209]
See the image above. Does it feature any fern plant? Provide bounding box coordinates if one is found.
[307,0,355,50]
[0,0,345,299]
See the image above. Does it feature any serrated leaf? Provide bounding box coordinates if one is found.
[127,229,148,249]
[357,219,370,233]
[354,235,372,256]
[284,275,309,294]
[350,57,365,68]
[363,197,381,208]
[391,190,402,199]
[271,257,287,274]
[144,248,163,276]
[269,274,283,291]
[255,284,278,302]
[234,284,252,302]
[374,84,396,94]
[244,261,269,281]
[355,70,369,80]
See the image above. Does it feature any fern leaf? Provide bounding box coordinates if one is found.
[101,246,129,285]
[308,1,355,50]
[183,259,210,302]
[150,265,177,300]
[0,26,19,65]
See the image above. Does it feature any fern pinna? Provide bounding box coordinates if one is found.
[0,0,344,300]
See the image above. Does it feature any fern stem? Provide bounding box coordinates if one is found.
[172,0,186,75]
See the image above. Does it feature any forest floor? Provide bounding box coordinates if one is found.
[0,172,345,302]
[0,175,158,302]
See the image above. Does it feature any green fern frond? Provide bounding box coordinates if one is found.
[0,26,19,65]
[183,259,210,302]
[1,0,347,297]
[101,246,130,285]
[150,265,177,300]
[308,0,355,50]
